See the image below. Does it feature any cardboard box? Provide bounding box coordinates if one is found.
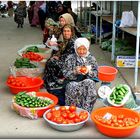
[116,56,140,68]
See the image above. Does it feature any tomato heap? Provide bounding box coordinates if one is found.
[46,105,89,124]
[80,66,87,74]
[95,114,139,127]
[7,76,26,87]
[22,52,44,62]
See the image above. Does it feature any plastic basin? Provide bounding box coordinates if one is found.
[91,107,140,138]
[6,76,44,94]
[98,66,118,82]
[12,92,58,119]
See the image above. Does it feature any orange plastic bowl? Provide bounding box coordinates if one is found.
[91,107,140,138]
[98,66,118,82]
[6,76,44,94]
[12,92,58,119]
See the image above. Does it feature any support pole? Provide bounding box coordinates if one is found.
[99,1,103,45]
[134,1,140,88]
[96,2,99,43]
[88,1,91,33]
[80,1,82,24]
[84,1,87,26]
[111,1,117,61]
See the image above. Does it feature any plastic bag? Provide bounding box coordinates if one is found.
[119,11,137,27]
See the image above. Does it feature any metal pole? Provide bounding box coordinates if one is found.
[84,1,87,26]
[99,1,103,45]
[80,1,82,24]
[111,1,117,61]
[96,1,99,43]
[134,1,140,87]
[88,1,91,33]
[77,1,78,15]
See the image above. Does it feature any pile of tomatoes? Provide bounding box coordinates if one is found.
[7,76,26,87]
[95,114,139,127]
[22,52,44,62]
[46,105,89,124]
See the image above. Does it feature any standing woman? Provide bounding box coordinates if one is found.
[14,1,27,28]
[7,1,14,17]
[31,1,43,27]
[62,38,98,113]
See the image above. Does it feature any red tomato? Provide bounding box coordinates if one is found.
[50,107,56,113]
[46,112,52,120]
[69,105,76,112]
[74,118,81,123]
[7,79,12,84]
[62,120,68,124]
[79,111,88,121]
[80,66,87,73]
[52,110,61,118]
[8,75,14,79]
[61,112,68,119]
[11,82,16,86]
[55,117,63,124]
[59,106,66,112]
[68,112,76,119]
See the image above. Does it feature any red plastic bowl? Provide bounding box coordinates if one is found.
[6,76,44,94]
[91,107,140,138]
[12,92,58,119]
[98,66,118,82]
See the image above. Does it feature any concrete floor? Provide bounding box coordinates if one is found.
[0,16,140,139]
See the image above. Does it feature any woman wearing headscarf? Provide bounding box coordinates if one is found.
[58,13,81,41]
[43,24,76,92]
[14,1,27,28]
[62,37,98,113]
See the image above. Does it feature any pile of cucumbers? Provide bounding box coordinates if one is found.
[25,46,39,53]
[109,84,129,105]
[14,58,37,68]
[14,92,53,108]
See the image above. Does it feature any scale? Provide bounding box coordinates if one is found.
[98,85,112,99]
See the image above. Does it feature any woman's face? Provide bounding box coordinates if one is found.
[63,27,72,40]
[59,17,66,27]
[76,45,88,57]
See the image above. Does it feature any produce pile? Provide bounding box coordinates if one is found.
[7,75,26,87]
[46,105,89,124]
[14,92,53,108]
[94,114,139,127]
[22,52,44,62]
[109,84,129,105]
[14,58,37,68]
[101,39,135,56]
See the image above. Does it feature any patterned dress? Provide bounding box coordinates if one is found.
[14,5,26,26]
[62,53,98,113]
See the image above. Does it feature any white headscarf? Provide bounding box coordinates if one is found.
[74,38,90,61]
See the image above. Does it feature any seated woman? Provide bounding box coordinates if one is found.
[62,38,98,113]
[43,24,76,91]
[58,13,81,41]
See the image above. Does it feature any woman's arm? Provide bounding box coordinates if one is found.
[86,55,98,78]
[62,54,77,80]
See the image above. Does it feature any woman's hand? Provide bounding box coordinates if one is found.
[79,66,89,75]
[51,55,59,60]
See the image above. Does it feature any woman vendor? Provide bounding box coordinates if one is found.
[62,37,98,112]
